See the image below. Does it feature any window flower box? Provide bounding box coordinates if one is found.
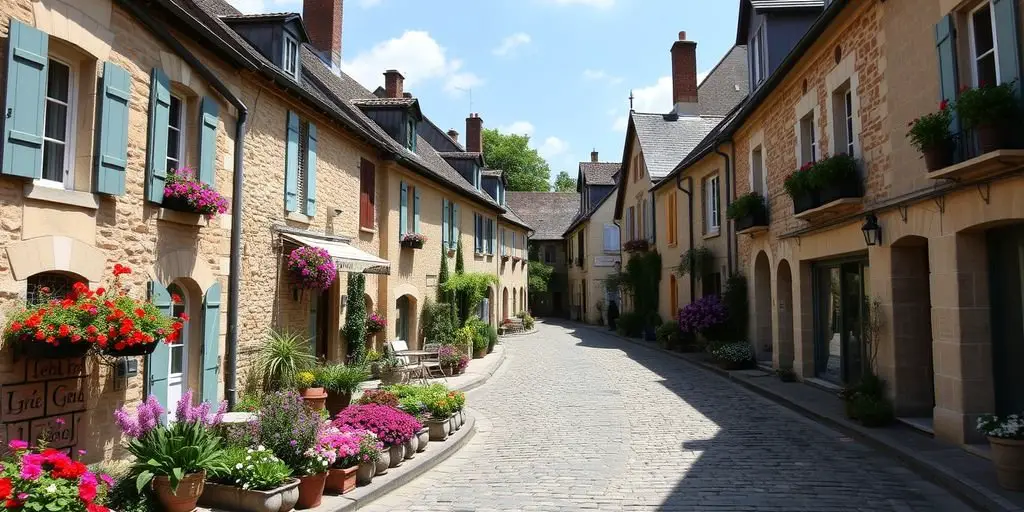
[623,239,649,253]
[907,99,955,171]
[501,254,510,262]
[784,161,819,214]
[955,82,1020,154]
[727,192,768,234]
[199,479,300,512]
[162,166,229,219]
[786,154,863,220]
[400,233,426,249]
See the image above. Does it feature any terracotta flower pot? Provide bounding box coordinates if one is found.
[299,387,327,411]
[325,391,352,417]
[473,346,487,359]
[989,437,1024,491]
[375,448,390,475]
[324,466,358,495]
[152,471,206,512]
[923,140,955,171]
[416,427,430,452]
[356,462,375,486]
[388,444,404,467]
[295,472,327,509]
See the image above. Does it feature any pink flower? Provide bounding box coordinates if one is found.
[6,440,27,452]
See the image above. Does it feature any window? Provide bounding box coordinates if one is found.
[500,228,507,255]
[603,223,619,252]
[167,283,188,410]
[799,112,817,165]
[667,191,678,246]
[640,200,647,240]
[844,90,855,156]
[166,94,184,172]
[704,174,720,234]
[969,2,998,87]
[296,120,310,214]
[283,33,299,78]
[577,230,585,264]
[406,117,417,151]
[486,218,495,254]
[751,25,767,86]
[669,274,679,315]
[41,57,75,188]
[443,200,459,249]
[544,244,555,264]
[626,206,636,241]
[26,272,81,305]
[831,82,856,157]
[751,145,766,195]
[360,159,375,229]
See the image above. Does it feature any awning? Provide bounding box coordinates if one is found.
[281,232,391,275]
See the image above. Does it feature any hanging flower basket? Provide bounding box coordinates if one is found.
[365,312,386,335]
[400,233,426,249]
[288,246,338,291]
[162,166,229,219]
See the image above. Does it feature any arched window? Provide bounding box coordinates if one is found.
[26,272,83,305]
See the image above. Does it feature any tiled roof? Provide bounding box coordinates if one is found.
[220,12,296,20]
[437,152,482,160]
[351,97,417,108]
[506,192,579,240]
[501,208,531,231]
[632,113,724,180]
[750,0,824,9]
[697,45,749,117]
[579,162,620,186]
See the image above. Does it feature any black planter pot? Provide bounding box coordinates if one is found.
[104,342,158,357]
[818,177,862,205]
[162,195,204,214]
[734,210,768,232]
[923,141,955,171]
[791,191,819,214]
[20,338,91,360]
[400,239,424,249]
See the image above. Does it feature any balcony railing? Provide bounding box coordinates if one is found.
[929,129,1024,182]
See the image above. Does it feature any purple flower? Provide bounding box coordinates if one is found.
[678,294,728,334]
[333,404,421,447]
[115,395,166,439]
[287,247,337,290]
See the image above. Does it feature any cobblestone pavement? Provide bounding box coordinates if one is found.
[363,322,974,512]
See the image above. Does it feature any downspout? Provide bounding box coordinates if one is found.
[675,173,695,303]
[714,140,733,276]
[117,0,249,409]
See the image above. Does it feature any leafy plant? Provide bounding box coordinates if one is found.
[726,192,766,220]
[482,128,553,192]
[978,414,1024,440]
[528,260,554,294]
[295,371,316,389]
[356,389,399,408]
[520,312,535,330]
[332,404,422,446]
[344,273,368,363]
[257,330,316,391]
[710,341,753,364]
[717,274,749,343]
[421,300,457,346]
[956,81,1020,129]
[678,295,727,335]
[784,161,816,198]
[907,99,954,151]
[616,311,644,338]
[676,247,714,280]
[655,320,679,349]
[811,153,858,188]
[0,440,115,512]
[442,273,499,326]
[246,391,328,475]
[210,445,292,491]
[317,364,368,394]
[607,251,661,321]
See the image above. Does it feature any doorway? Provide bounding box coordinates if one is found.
[813,259,869,385]
[167,283,189,409]
[989,225,1024,414]
[308,290,329,360]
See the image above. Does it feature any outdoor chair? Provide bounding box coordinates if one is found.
[421,343,446,379]
[388,339,428,382]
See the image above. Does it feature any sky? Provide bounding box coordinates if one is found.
[225,0,742,186]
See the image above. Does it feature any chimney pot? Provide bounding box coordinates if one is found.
[591,150,599,163]
[466,114,484,153]
[679,31,686,40]
[384,69,404,99]
[303,0,344,70]
[670,30,699,115]
[447,129,459,143]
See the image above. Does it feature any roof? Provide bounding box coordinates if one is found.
[579,162,620,186]
[351,97,418,108]
[437,152,482,160]
[500,208,532,232]
[632,113,724,180]
[563,186,617,236]
[481,169,504,178]
[697,45,749,117]
[220,12,298,21]
[738,0,825,44]
[506,192,579,240]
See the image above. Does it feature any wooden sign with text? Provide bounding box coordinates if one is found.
[0,357,88,451]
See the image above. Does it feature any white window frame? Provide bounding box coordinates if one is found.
[705,174,720,234]
[968,1,1000,87]
[39,54,77,190]
[283,33,299,79]
[750,144,766,196]
[603,223,619,252]
[799,112,817,165]
[166,94,185,172]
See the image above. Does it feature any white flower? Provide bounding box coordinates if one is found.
[245,456,252,461]
[45,484,57,493]
[235,463,244,470]
[257,445,265,451]
[247,448,254,454]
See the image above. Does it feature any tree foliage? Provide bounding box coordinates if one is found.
[437,245,451,303]
[344,273,367,363]
[553,171,576,192]
[606,251,662,318]
[528,260,554,294]
[482,128,551,192]
[442,273,499,322]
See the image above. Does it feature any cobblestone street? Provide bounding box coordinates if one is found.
[364,322,973,512]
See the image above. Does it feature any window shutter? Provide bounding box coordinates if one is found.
[490,220,496,254]
[284,111,300,212]
[474,214,481,253]
[413,187,421,233]
[146,281,171,418]
[993,0,1021,93]
[399,181,408,238]
[198,96,219,185]
[442,199,450,246]
[649,192,656,243]
[2,20,47,179]
[935,15,961,136]
[201,281,221,405]
[95,61,130,195]
[305,122,318,216]
[146,68,171,203]
[500,228,505,255]
[452,203,460,249]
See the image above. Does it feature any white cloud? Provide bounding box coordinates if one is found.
[583,69,623,85]
[611,70,712,130]
[544,0,614,8]
[537,136,569,161]
[499,121,536,137]
[342,31,483,97]
[493,33,532,57]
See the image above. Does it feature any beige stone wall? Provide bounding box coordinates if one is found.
[568,189,621,324]
[617,131,652,313]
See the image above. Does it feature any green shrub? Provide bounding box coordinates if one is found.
[421,300,457,346]
[710,341,753,364]
[655,321,679,349]
[956,82,1020,129]
[726,192,766,220]
[211,445,292,491]
[343,273,367,363]
[317,364,369,394]
[485,324,499,350]
[521,313,535,330]
[258,330,317,391]
[851,394,894,427]
[234,392,262,413]
[616,311,643,338]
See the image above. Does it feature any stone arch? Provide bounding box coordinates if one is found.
[776,259,795,371]
[753,251,773,363]
[32,0,113,61]
[364,293,374,313]
[502,287,510,321]
[151,249,218,293]
[890,235,934,417]
[395,294,419,347]
[5,236,106,284]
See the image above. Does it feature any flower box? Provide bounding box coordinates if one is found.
[287,246,337,291]
[425,418,450,441]
[400,233,426,249]
[198,479,300,512]
[928,149,1024,182]
[161,195,206,215]
[728,192,768,234]
[162,166,229,218]
[623,239,649,252]
[791,190,819,215]
[103,341,159,357]
[16,337,91,360]
[817,174,862,205]
[501,254,510,262]
[324,466,358,495]
[734,211,768,234]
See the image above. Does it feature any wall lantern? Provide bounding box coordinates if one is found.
[861,214,882,246]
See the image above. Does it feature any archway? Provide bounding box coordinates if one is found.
[521,287,527,313]
[502,287,509,320]
[891,235,934,419]
[395,294,418,345]
[776,260,795,372]
[512,289,517,316]
[753,251,773,364]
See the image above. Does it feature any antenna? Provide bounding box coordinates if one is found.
[454,87,474,112]
[629,89,635,111]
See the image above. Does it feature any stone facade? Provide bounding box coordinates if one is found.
[566,189,620,325]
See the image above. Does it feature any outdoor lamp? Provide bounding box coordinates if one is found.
[861,214,882,246]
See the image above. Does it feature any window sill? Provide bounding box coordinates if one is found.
[286,212,313,225]
[158,208,207,226]
[927,149,1024,182]
[359,227,377,235]
[23,184,99,210]
[703,230,721,240]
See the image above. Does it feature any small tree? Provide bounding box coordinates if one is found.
[438,245,451,303]
[455,240,468,324]
[344,273,367,363]
[528,260,553,294]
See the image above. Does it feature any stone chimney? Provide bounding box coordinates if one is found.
[670,31,699,115]
[384,70,404,99]
[466,113,483,153]
[447,129,459,143]
[591,150,599,163]
[303,0,344,71]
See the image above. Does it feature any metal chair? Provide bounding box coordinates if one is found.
[421,342,446,379]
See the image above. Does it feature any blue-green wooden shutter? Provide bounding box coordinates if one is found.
[198,97,218,185]
[2,20,47,179]
[95,62,130,195]
[305,123,318,216]
[146,281,171,418]
[473,214,480,253]
[285,111,300,212]
[399,181,408,238]
[936,15,960,137]
[413,187,421,233]
[490,219,496,254]
[146,68,171,203]
[993,0,1021,92]
[201,282,221,405]
[442,199,450,246]
[452,203,460,249]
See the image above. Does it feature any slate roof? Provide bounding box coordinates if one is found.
[579,162,620,186]
[697,45,749,117]
[438,152,482,160]
[631,113,725,180]
[506,193,579,240]
[350,97,418,108]
[481,169,504,178]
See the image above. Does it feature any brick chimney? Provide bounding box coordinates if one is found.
[447,129,459,143]
[591,150,599,163]
[384,70,404,98]
[303,0,344,71]
[670,31,699,115]
[466,113,483,153]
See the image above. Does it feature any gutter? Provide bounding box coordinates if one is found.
[714,141,733,275]
[675,173,696,304]
[120,0,249,409]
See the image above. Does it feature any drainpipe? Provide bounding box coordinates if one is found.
[714,140,733,276]
[675,174,695,303]
[117,0,249,409]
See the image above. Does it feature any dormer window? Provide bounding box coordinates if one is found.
[283,33,299,78]
[405,116,417,151]
[750,25,767,86]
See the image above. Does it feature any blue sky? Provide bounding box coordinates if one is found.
[226,0,741,185]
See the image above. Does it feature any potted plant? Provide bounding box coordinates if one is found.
[676,247,714,280]
[365,312,386,338]
[907,99,955,171]
[115,391,228,512]
[655,320,680,350]
[956,82,1020,153]
[448,390,466,427]
[0,439,116,512]
[257,330,317,391]
[709,341,754,371]
[287,246,338,291]
[162,165,230,218]
[784,161,819,214]
[318,364,369,416]
[678,295,727,340]
[356,389,399,407]
[320,426,362,495]
[812,153,861,204]
[501,253,510,262]
[295,371,327,411]
[332,404,422,469]
[378,352,407,386]
[423,395,454,441]
[438,344,461,376]
[400,232,426,249]
[366,350,383,379]
[623,239,649,253]
[202,445,299,512]
[727,192,768,231]
[472,330,488,359]
[352,431,382,486]
[979,414,1024,491]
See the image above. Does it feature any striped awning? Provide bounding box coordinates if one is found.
[281,232,391,275]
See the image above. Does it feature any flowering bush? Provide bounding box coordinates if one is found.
[287,247,337,291]
[356,431,383,465]
[163,166,229,218]
[710,342,753,363]
[332,404,421,447]
[3,265,184,354]
[355,389,398,408]
[677,295,727,334]
[210,445,292,491]
[978,414,1024,440]
[243,391,329,476]
[318,426,364,469]
[437,344,461,367]
[400,233,426,245]
[447,391,466,411]
[0,440,114,512]
[907,99,953,151]
[387,384,462,421]
[784,161,816,199]
[365,312,386,335]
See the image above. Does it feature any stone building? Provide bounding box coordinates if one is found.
[507,192,577,318]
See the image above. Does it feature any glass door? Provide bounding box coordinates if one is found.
[814,259,869,385]
[167,284,188,411]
